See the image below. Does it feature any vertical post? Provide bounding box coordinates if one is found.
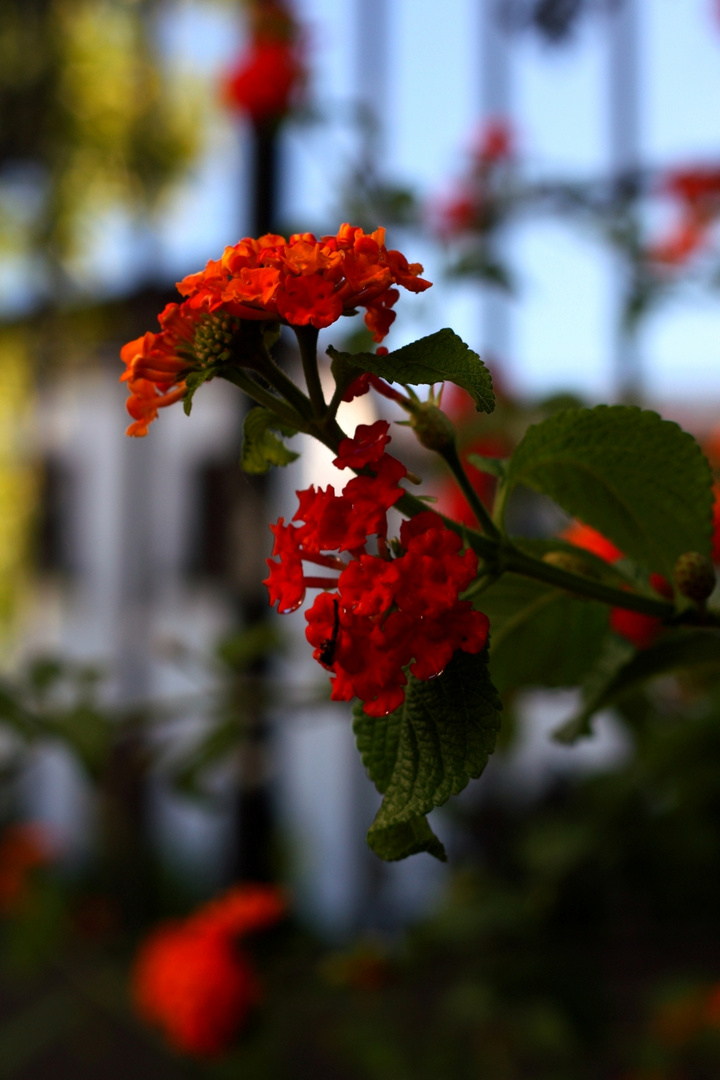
[230,116,280,884]
[608,0,641,400]
[480,0,512,363]
[251,120,280,237]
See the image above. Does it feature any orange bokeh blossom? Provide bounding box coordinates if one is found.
[120,225,431,435]
[133,883,285,1057]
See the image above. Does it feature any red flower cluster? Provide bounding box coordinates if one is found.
[562,522,673,649]
[222,0,304,122]
[433,118,514,239]
[264,421,489,716]
[133,884,285,1057]
[120,225,431,435]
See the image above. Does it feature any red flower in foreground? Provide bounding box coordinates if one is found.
[133,884,285,1057]
[264,422,489,716]
[120,226,431,435]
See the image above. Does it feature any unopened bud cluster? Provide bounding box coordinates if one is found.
[193,314,240,366]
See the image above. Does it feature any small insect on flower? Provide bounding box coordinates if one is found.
[318,598,340,666]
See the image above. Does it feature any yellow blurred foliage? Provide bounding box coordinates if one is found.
[0,331,36,630]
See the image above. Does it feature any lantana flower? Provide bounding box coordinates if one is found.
[264,421,489,716]
[120,226,431,435]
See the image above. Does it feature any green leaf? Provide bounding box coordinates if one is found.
[182,368,214,416]
[241,407,299,475]
[368,816,447,862]
[504,405,713,577]
[352,649,502,861]
[327,328,495,413]
[479,573,610,695]
[554,629,720,743]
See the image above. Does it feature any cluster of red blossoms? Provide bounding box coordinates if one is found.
[264,420,489,716]
[120,225,431,436]
[133,883,285,1057]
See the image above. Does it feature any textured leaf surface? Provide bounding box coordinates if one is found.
[505,406,713,577]
[353,649,502,861]
[241,407,299,474]
[554,629,720,743]
[479,574,609,695]
[328,328,495,413]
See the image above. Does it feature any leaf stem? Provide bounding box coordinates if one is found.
[260,356,316,423]
[439,443,503,540]
[220,369,307,430]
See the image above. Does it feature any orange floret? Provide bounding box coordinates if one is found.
[120,225,431,436]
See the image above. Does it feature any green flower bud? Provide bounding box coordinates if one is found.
[673,551,716,603]
[409,403,456,453]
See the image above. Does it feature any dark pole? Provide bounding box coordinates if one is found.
[229,113,280,884]
[252,120,280,236]
[226,0,288,881]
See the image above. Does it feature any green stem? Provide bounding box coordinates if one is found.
[503,543,678,619]
[260,356,316,423]
[294,325,326,418]
[221,369,307,430]
[440,443,503,540]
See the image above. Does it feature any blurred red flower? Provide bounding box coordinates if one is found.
[223,0,304,123]
[0,822,55,915]
[132,883,285,1057]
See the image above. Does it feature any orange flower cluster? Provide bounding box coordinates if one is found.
[120,225,431,435]
[132,883,285,1057]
